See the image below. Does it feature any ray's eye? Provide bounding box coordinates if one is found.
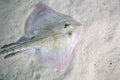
[68,32,72,36]
[64,23,72,36]
[64,24,71,28]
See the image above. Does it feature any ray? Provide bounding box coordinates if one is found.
[0,2,82,70]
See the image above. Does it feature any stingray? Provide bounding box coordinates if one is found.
[0,2,81,70]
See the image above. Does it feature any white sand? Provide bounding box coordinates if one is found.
[0,0,120,80]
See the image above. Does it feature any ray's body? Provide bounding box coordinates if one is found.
[0,2,82,70]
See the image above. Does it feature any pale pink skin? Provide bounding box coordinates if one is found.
[47,36,80,70]
[58,36,80,70]
[24,2,81,70]
[35,32,80,70]
[0,3,81,70]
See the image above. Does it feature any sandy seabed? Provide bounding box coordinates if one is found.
[0,0,120,80]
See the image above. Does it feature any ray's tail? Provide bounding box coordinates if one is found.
[0,42,21,59]
[0,37,28,55]
[1,42,16,49]
[0,42,20,56]
[0,36,36,59]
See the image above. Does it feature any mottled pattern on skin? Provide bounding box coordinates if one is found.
[0,2,81,70]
